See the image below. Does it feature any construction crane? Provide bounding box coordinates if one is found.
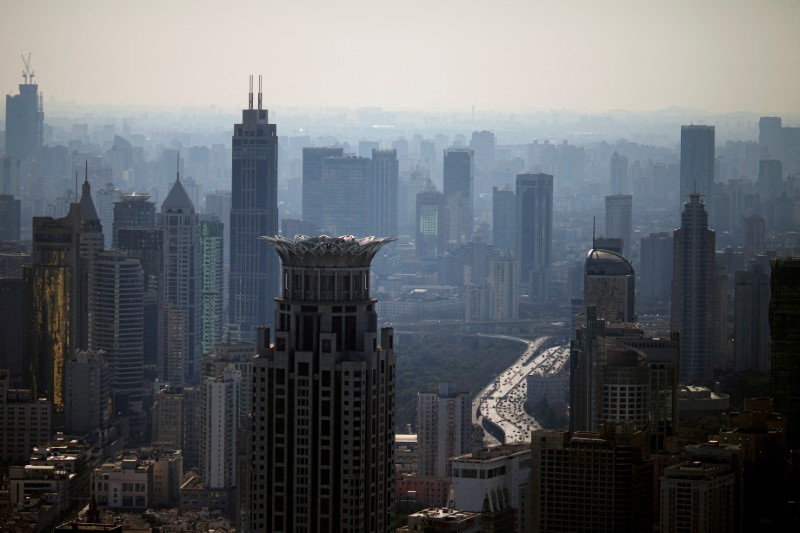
[21,53,35,84]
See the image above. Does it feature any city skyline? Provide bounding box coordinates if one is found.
[1,1,799,114]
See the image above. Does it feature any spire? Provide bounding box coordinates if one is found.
[78,160,100,222]
[176,152,180,182]
[162,173,195,213]
[248,74,253,110]
[258,74,263,110]
[82,160,90,195]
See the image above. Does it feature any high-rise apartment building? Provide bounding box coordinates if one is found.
[302,147,344,225]
[671,193,716,384]
[229,80,279,343]
[417,383,473,478]
[371,149,399,238]
[199,214,224,355]
[0,369,51,465]
[4,73,43,161]
[679,125,715,219]
[160,176,201,386]
[531,423,653,533]
[88,250,144,414]
[250,235,395,531]
[443,148,474,244]
[516,173,553,301]
[769,257,800,449]
[112,192,155,248]
[584,248,635,323]
[639,232,673,304]
[490,253,519,320]
[610,151,628,195]
[492,187,516,253]
[416,191,446,260]
[605,194,632,255]
[201,367,241,489]
[64,350,110,434]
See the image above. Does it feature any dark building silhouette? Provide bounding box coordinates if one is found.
[443,148,474,244]
[671,193,715,384]
[680,125,715,220]
[112,192,155,248]
[516,173,553,301]
[251,235,395,531]
[640,232,673,304]
[733,260,770,373]
[0,277,25,386]
[492,187,516,254]
[229,77,279,342]
[302,147,343,225]
[4,70,43,161]
[770,257,800,449]
[0,195,21,241]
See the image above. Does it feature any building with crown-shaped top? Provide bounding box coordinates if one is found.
[159,174,201,386]
[250,235,396,532]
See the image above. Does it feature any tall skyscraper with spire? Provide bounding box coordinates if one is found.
[680,125,715,219]
[671,192,716,384]
[159,165,201,385]
[229,76,279,342]
[23,166,102,407]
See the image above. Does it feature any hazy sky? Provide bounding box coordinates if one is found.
[1,0,798,114]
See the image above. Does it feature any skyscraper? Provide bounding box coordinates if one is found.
[205,189,232,264]
[371,149,399,238]
[610,151,628,195]
[639,232,673,304]
[229,77,279,342]
[112,192,155,248]
[679,125,715,218]
[319,156,373,236]
[490,253,519,320]
[492,186,516,253]
[200,367,241,489]
[251,235,395,531]
[516,173,553,301]
[160,175,201,386]
[605,194,633,255]
[584,248,635,323]
[671,193,716,384]
[89,250,144,414]
[4,64,43,161]
[733,261,770,373]
[416,191,446,260]
[443,148,474,243]
[199,214,224,355]
[769,257,800,449]
[0,195,21,241]
[469,130,495,175]
[302,147,344,226]
[416,383,473,478]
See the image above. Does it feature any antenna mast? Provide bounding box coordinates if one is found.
[248,75,254,110]
[21,53,34,84]
[258,75,263,110]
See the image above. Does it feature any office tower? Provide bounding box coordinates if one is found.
[0,195,21,241]
[23,174,102,407]
[319,156,373,235]
[64,350,110,434]
[251,235,395,531]
[4,64,43,161]
[584,248,635,323]
[743,216,765,263]
[660,442,742,533]
[610,151,628,195]
[203,342,255,421]
[0,369,51,465]
[443,148,474,243]
[733,262,770,373]
[200,367,241,489]
[469,130,495,174]
[160,175,201,385]
[371,149,399,238]
[671,193,715,385]
[151,386,187,450]
[640,232,673,303]
[417,384,473,478]
[1,156,21,197]
[117,228,162,381]
[531,423,653,533]
[112,192,155,248]
[492,187,516,253]
[605,194,633,255]
[229,78,279,343]
[679,125,715,218]
[464,284,492,321]
[205,189,232,263]
[769,257,800,449]
[199,215,224,355]
[759,116,783,158]
[516,173,553,300]
[490,253,519,320]
[88,250,144,414]
[302,147,344,225]
[449,444,531,531]
[416,191,446,260]
[758,159,783,200]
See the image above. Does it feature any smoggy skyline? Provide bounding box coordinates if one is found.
[1,0,799,115]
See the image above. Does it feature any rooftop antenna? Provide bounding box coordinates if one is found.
[176,152,180,182]
[258,74,263,110]
[21,53,34,84]
[248,75,253,110]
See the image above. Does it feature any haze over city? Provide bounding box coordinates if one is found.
[2,0,799,113]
